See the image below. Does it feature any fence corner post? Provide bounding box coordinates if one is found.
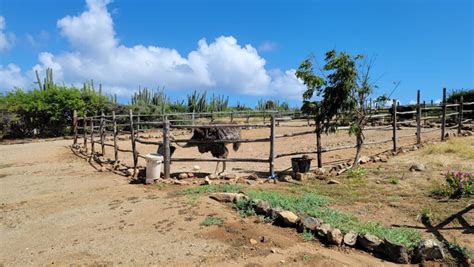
[163,119,171,179]
[441,88,447,141]
[129,109,138,178]
[416,90,421,144]
[269,115,275,178]
[100,112,105,156]
[112,111,118,164]
[392,99,398,151]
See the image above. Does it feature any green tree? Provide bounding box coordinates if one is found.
[296,50,376,166]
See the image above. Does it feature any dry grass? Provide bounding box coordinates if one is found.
[423,137,474,161]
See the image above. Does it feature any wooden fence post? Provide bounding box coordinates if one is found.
[112,111,118,163]
[441,88,447,141]
[269,115,275,178]
[458,96,464,135]
[83,116,88,153]
[73,110,78,145]
[246,111,250,123]
[129,109,138,177]
[90,117,95,157]
[100,112,105,156]
[316,120,322,168]
[416,90,421,144]
[163,119,171,179]
[230,111,234,123]
[192,111,195,125]
[392,99,397,151]
[137,112,140,138]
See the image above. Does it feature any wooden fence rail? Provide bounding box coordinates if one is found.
[72,88,473,183]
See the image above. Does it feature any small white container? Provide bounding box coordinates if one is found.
[145,153,163,183]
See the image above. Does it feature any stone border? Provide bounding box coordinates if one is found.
[208,192,447,264]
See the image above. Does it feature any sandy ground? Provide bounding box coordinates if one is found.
[0,139,397,266]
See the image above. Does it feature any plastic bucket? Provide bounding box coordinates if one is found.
[291,157,312,173]
[145,153,163,183]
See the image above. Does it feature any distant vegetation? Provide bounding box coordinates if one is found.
[0,68,294,139]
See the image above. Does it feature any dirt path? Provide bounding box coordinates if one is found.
[0,140,395,266]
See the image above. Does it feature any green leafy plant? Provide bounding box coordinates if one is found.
[201,216,223,226]
[176,184,243,195]
[445,171,473,198]
[347,167,366,179]
[301,229,315,241]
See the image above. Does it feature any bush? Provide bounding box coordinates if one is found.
[445,172,473,198]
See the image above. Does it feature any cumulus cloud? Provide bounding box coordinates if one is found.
[0,64,29,90]
[4,0,305,99]
[0,16,15,51]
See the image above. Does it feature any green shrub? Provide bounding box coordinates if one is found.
[176,184,243,195]
[347,166,366,179]
[201,216,223,226]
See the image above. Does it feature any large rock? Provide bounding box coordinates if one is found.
[327,228,343,246]
[409,163,425,172]
[357,234,382,252]
[317,223,331,237]
[293,172,306,181]
[384,239,410,264]
[254,200,271,216]
[359,156,371,164]
[177,173,188,180]
[298,216,323,232]
[209,192,240,203]
[277,210,299,227]
[414,239,445,262]
[343,231,358,246]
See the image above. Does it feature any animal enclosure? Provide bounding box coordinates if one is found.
[72,89,474,181]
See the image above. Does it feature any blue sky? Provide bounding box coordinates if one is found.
[0,0,472,107]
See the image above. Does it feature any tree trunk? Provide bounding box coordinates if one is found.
[353,131,364,167]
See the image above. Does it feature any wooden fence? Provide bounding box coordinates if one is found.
[72,89,473,183]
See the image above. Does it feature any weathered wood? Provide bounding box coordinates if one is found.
[321,144,357,153]
[458,96,464,135]
[416,90,421,144]
[90,117,95,157]
[73,110,78,145]
[171,158,269,163]
[112,111,118,163]
[275,130,316,139]
[83,116,88,153]
[441,88,447,141]
[392,99,397,151]
[100,112,105,156]
[170,124,270,129]
[163,119,171,179]
[136,112,140,139]
[129,109,138,177]
[135,138,163,145]
[171,137,270,144]
[275,151,317,159]
[269,115,275,178]
[316,120,322,168]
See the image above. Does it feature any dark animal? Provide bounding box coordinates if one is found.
[158,126,241,174]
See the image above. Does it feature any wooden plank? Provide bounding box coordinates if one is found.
[269,115,275,178]
[170,124,270,129]
[392,99,397,151]
[163,120,171,179]
[112,111,118,163]
[100,112,105,156]
[316,120,322,168]
[129,109,138,177]
[73,110,78,145]
[171,158,269,163]
[416,90,421,144]
[441,88,447,141]
[458,96,464,135]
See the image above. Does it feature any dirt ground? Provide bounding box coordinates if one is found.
[1,121,472,266]
[1,139,397,266]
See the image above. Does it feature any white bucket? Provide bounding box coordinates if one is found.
[145,153,163,183]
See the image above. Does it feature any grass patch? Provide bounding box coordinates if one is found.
[244,189,422,247]
[177,184,243,195]
[388,177,399,185]
[347,166,366,179]
[424,138,474,160]
[301,229,315,241]
[235,198,256,217]
[201,216,224,226]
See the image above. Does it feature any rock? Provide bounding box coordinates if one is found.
[327,179,341,185]
[379,155,388,162]
[293,172,306,181]
[249,238,258,245]
[202,177,212,185]
[247,174,258,180]
[278,175,293,182]
[277,210,299,226]
[359,156,370,164]
[327,228,343,246]
[409,163,425,172]
[193,165,200,171]
[234,193,248,203]
[414,239,445,261]
[298,216,323,232]
[178,173,188,180]
[209,192,240,202]
[343,231,358,246]
[173,180,189,185]
[315,168,326,176]
[357,234,382,252]
[384,239,410,264]
[260,236,269,243]
[255,200,271,216]
[208,174,218,180]
[317,223,331,237]
[411,145,418,151]
[187,172,195,178]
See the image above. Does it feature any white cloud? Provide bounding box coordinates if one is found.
[2,0,305,99]
[0,16,15,51]
[0,64,29,90]
[258,41,278,52]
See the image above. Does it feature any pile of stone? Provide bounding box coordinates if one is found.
[209,192,446,264]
